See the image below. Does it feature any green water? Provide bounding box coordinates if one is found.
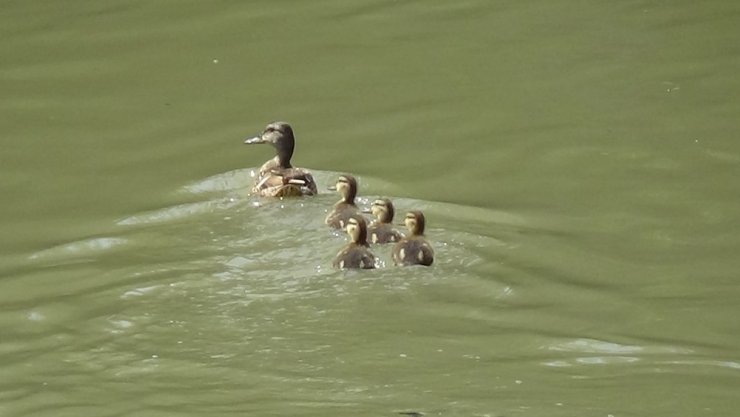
[2,1,739,416]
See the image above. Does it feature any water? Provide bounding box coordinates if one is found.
[2,1,740,416]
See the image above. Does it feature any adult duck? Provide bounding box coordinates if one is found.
[244,121,318,197]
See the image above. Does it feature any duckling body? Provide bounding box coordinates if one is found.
[333,216,376,269]
[392,210,434,266]
[367,198,404,244]
[244,122,318,197]
[325,175,362,229]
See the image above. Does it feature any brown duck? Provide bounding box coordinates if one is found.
[244,121,318,197]
[333,216,376,269]
[392,210,434,266]
[367,198,404,244]
[325,175,362,229]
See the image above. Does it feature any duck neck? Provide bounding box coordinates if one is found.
[355,231,369,246]
[277,149,293,169]
[342,188,356,205]
[381,210,393,224]
[409,223,424,236]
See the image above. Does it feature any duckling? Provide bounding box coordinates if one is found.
[367,198,404,244]
[325,175,362,229]
[392,210,434,266]
[333,216,376,269]
[244,121,318,197]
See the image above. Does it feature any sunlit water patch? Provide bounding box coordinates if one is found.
[15,167,735,417]
[16,168,520,346]
[111,169,516,291]
[28,237,129,263]
[0,169,528,416]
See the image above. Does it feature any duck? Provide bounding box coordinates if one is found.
[392,210,434,266]
[333,216,376,269]
[244,121,318,197]
[366,198,404,244]
[325,175,362,229]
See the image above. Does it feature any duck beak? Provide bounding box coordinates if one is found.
[244,135,265,145]
[327,185,337,191]
[361,209,372,214]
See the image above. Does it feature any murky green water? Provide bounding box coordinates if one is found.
[2,1,739,416]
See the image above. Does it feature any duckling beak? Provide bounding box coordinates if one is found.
[327,185,337,191]
[361,209,372,214]
[244,135,265,145]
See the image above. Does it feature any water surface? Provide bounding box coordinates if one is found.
[2,1,739,416]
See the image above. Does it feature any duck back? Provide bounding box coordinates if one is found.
[368,222,404,244]
[333,243,376,269]
[392,236,434,266]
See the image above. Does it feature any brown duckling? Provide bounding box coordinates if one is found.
[333,216,376,269]
[244,121,318,197]
[392,210,434,266]
[325,175,362,229]
[367,198,404,244]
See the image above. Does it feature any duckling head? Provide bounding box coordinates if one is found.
[244,121,295,168]
[346,216,369,245]
[404,210,426,236]
[329,175,358,203]
[371,198,395,223]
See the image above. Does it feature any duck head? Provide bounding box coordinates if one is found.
[328,175,358,204]
[244,121,295,168]
[346,216,369,245]
[371,198,395,223]
[403,210,426,236]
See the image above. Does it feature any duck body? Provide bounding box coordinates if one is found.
[333,242,376,269]
[253,157,317,197]
[392,236,434,266]
[326,202,362,230]
[333,216,376,269]
[368,222,404,244]
[367,198,404,244]
[244,122,318,197]
[392,210,434,266]
[325,175,362,229]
